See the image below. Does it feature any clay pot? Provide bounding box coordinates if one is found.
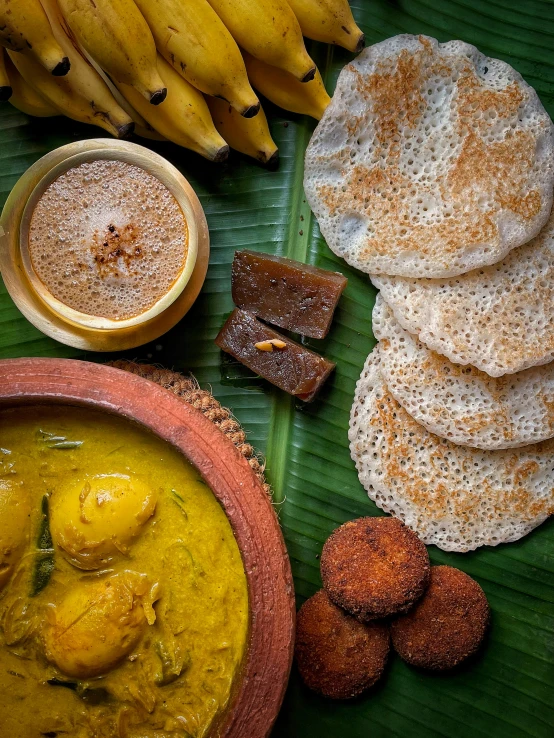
[0,357,295,738]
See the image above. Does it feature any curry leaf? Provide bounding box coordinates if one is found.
[36,430,83,450]
[31,495,54,597]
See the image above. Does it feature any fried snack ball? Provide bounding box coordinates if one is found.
[295,589,389,699]
[44,571,158,678]
[0,478,31,590]
[50,473,157,569]
[320,517,430,621]
[391,565,489,670]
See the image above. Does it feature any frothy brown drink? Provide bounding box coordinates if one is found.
[28,160,188,321]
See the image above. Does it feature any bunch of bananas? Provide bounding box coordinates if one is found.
[0,0,363,163]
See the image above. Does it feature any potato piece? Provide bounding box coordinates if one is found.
[44,571,156,678]
[0,478,31,590]
[50,473,157,569]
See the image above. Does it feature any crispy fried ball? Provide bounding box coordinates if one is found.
[391,565,489,670]
[295,589,389,699]
[320,517,430,621]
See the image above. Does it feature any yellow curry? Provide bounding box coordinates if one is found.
[0,406,249,738]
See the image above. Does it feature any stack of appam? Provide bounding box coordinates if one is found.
[304,34,554,552]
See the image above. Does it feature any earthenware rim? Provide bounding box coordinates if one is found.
[0,357,295,738]
[0,140,209,351]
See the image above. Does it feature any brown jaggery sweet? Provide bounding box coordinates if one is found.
[231,250,347,339]
[295,589,389,699]
[215,309,335,402]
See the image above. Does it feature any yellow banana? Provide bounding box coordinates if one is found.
[0,0,69,75]
[116,54,228,162]
[8,0,133,138]
[76,39,164,140]
[4,52,59,116]
[286,0,364,52]
[243,52,330,120]
[56,0,166,104]
[134,0,259,118]
[9,48,132,136]
[135,124,166,142]
[0,46,12,100]
[207,97,278,165]
[206,0,316,83]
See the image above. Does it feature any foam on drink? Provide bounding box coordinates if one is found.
[28,160,188,321]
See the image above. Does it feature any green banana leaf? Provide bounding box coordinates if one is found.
[1,1,553,736]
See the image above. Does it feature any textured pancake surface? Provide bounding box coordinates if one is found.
[320,516,429,621]
[304,34,554,278]
[349,352,554,552]
[391,566,489,670]
[373,295,554,449]
[372,206,554,376]
[295,589,390,699]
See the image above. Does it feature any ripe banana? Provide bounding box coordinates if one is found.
[286,0,364,52]
[134,0,260,118]
[206,0,316,83]
[134,124,166,142]
[4,52,59,116]
[76,39,165,141]
[207,97,278,165]
[116,54,229,162]
[9,0,133,138]
[0,46,12,100]
[0,0,69,75]
[9,48,132,136]
[56,0,166,104]
[243,52,330,120]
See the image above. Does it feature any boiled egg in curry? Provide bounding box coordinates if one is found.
[43,570,158,679]
[50,472,158,569]
[0,406,249,738]
[0,476,31,590]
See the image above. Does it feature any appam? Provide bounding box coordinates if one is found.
[373,294,554,449]
[372,205,554,376]
[349,352,554,552]
[304,34,554,278]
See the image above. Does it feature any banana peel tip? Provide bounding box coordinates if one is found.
[150,88,168,106]
[117,121,135,139]
[266,150,279,170]
[243,101,261,118]
[52,57,71,77]
[213,144,230,163]
[354,33,365,54]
